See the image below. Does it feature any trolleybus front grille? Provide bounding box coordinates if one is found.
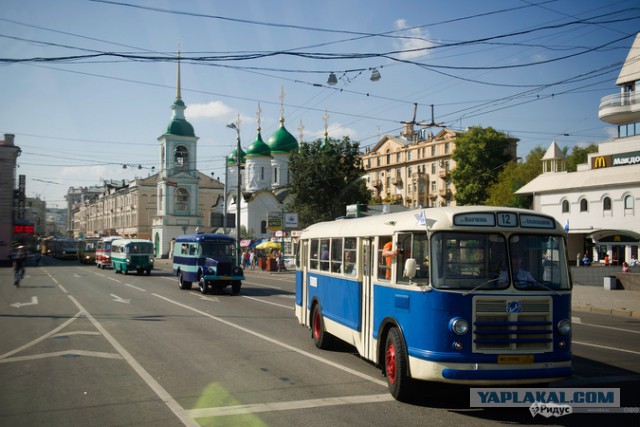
[472,297,553,352]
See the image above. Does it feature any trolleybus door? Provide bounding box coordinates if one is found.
[300,239,310,327]
[361,238,374,360]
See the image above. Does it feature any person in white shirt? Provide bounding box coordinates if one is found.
[499,254,536,286]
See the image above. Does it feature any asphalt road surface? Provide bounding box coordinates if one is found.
[1,258,639,426]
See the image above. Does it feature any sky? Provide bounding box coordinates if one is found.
[1,0,639,207]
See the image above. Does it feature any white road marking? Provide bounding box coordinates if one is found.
[152,293,387,388]
[0,350,122,363]
[67,295,199,427]
[572,340,640,356]
[0,311,84,360]
[573,317,640,334]
[186,394,394,419]
[11,296,38,308]
[241,295,292,309]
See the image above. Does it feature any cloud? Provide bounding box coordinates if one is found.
[305,123,357,141]
[186,101,234,121]
[394,19,432,60]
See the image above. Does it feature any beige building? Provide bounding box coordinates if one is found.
[71,172,222,240]
[0,133,21,264]
[362,122,458,208]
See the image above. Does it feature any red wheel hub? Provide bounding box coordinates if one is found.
[386,342,397,383]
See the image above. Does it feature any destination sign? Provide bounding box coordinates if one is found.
[454,213,556,229]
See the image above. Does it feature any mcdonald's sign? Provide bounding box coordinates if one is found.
[591,156,608,169]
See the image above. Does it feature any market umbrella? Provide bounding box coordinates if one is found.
[256,241,280,250]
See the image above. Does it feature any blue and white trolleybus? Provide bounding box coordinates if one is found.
[295,206,572,401]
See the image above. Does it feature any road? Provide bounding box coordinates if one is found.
[1,258,639,426]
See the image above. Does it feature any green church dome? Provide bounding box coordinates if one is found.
[165,118,195,137]
[165,99,195,137]
[227,147,246,165]
[246,131,271,157]
[267,120,299,154]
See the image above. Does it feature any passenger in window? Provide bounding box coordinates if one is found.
[320,245,329,270]
[381,240,399,279]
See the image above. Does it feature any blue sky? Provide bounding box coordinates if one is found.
[1,0,638,206]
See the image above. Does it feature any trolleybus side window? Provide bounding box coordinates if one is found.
[320,239,330,271]
[310,239,319,270]
[431,232,508,290]
[344,237,357,276]
[331,238,343,273]
[396,233,430,283]
[378,236,393,280]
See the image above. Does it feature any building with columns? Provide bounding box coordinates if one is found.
[361,119,459,208]
[517,32,640,265]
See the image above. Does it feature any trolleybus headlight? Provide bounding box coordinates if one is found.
[557,319,571,335]
[450,317,469,335]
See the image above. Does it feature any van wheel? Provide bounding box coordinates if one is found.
[178,272,192,290]
[199,277,208,294]
[231,281,241,294]
[145,269,151,276]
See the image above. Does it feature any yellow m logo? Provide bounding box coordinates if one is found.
[593,156,607,168]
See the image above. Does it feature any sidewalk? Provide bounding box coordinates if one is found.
[572,283,640,319]
[153,258,640,318]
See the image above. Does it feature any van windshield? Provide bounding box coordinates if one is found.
[201,242,235,258]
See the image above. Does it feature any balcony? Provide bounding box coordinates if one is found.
[599,91,640,125]
[371,179,382,188]
[429,192,438,200]
[438,169,450,179]
[438,188,452,198]
[391,176,403,186]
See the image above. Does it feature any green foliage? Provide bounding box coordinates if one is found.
[566,144,598,172]
[288,137,371,228]
[485,146,544,208]
[451,126,517,205]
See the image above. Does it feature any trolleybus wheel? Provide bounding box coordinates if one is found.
[312,304,333,349]
[178,272,192,290]
[385,327,412,401]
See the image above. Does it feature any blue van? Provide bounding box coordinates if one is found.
[172,234,245,294]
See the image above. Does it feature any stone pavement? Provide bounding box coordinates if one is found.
[153,258,640,319]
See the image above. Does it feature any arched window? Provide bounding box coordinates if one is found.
[625,195,634,209]
[562,200,569,213]
[580,198,588,212]
[603,196,611,211]
[175,188,189,212]
[175,146,188,169]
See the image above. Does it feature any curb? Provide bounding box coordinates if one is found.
[572,304,640,319]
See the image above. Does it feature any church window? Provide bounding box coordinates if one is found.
[260,166,264,180]
[603,197,611,211]
[175,146,189,169]
[274,167,278,184]
[579,198,588,212]
[624,195,634,210]
[561,200,569,213]
[175,188,189,212]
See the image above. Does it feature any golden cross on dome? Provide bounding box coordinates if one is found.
[256,103,262,131]
[279,86,286,123]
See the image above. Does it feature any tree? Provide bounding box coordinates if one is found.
[485,146,544,208]
[288,137,371,227]
[566,144,598,172]
[451,126,517,205]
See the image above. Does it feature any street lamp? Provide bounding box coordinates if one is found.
[226,121,242,267]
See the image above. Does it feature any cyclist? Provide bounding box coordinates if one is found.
[12,246,26,286]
